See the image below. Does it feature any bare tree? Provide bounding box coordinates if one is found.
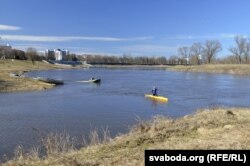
[229,36,247,64]
[203,40,222,64]
[178,46,191,65]
[217,55,238,64]
[156,56,167,65]
[26,47,38,65]
[244,42,250,63]
[190,42,203,65]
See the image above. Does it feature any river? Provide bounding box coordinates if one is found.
[1,67,250,157]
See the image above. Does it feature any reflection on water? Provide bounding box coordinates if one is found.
[1,68,250,157]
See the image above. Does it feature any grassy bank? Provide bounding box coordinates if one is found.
[168,64,250,75]
[3,107,250,166]
[95,64,250,75]
[0,60,86,92]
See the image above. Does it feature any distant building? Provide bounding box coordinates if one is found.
[45,49,69,61]
[0,44,12,49]
[0,44,12,59]
[55,49,63,61]
[45,49,55,59]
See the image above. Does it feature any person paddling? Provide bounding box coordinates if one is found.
[152,86,158,96]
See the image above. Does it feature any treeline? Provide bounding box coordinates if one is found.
[0,46,26,60]
[0,47,78,62]
[80,35,250,65]
[176,35,250,65]
[78,55,169,65]
[0,47,45,61]
[1,35,250,65]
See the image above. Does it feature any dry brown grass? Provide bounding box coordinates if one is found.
[3,107,250,166]
[2,128,112,166]
[41,132,77,155]
[168,64,250,75]
[93,64,250,75]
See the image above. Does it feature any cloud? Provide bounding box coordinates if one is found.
[74,51,123,56]
[167,33,249,40]
[119,44,178,55]
[126,36,154,41]
[0,24,22,31]
[219,33,250,39]
[0,34,153,42]
[120,44,177,52]
[219,33,236,39]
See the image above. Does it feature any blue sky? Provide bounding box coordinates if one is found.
[1,0,250,57]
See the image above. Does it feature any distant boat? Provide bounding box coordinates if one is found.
[9,72,24,78]
[77,78,101,83]
[33,77,64,85]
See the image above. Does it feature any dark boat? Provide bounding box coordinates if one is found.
[34,77,64,85]
[90,78,101,83]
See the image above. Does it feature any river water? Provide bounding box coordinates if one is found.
[1,67,250,157]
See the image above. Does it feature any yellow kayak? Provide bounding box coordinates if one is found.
[145,94,168,102]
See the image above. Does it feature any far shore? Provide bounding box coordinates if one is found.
[167,64,250,75]
[94,64,250,75]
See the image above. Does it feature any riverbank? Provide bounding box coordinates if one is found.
[3,107,250,165]
[0,60,87,92]
[168,64,250,75]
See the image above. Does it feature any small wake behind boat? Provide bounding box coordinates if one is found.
[145,94,168,102]
[77,78,101,83]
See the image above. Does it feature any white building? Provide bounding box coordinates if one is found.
[55,49,63,61]
[45,49,69,61]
